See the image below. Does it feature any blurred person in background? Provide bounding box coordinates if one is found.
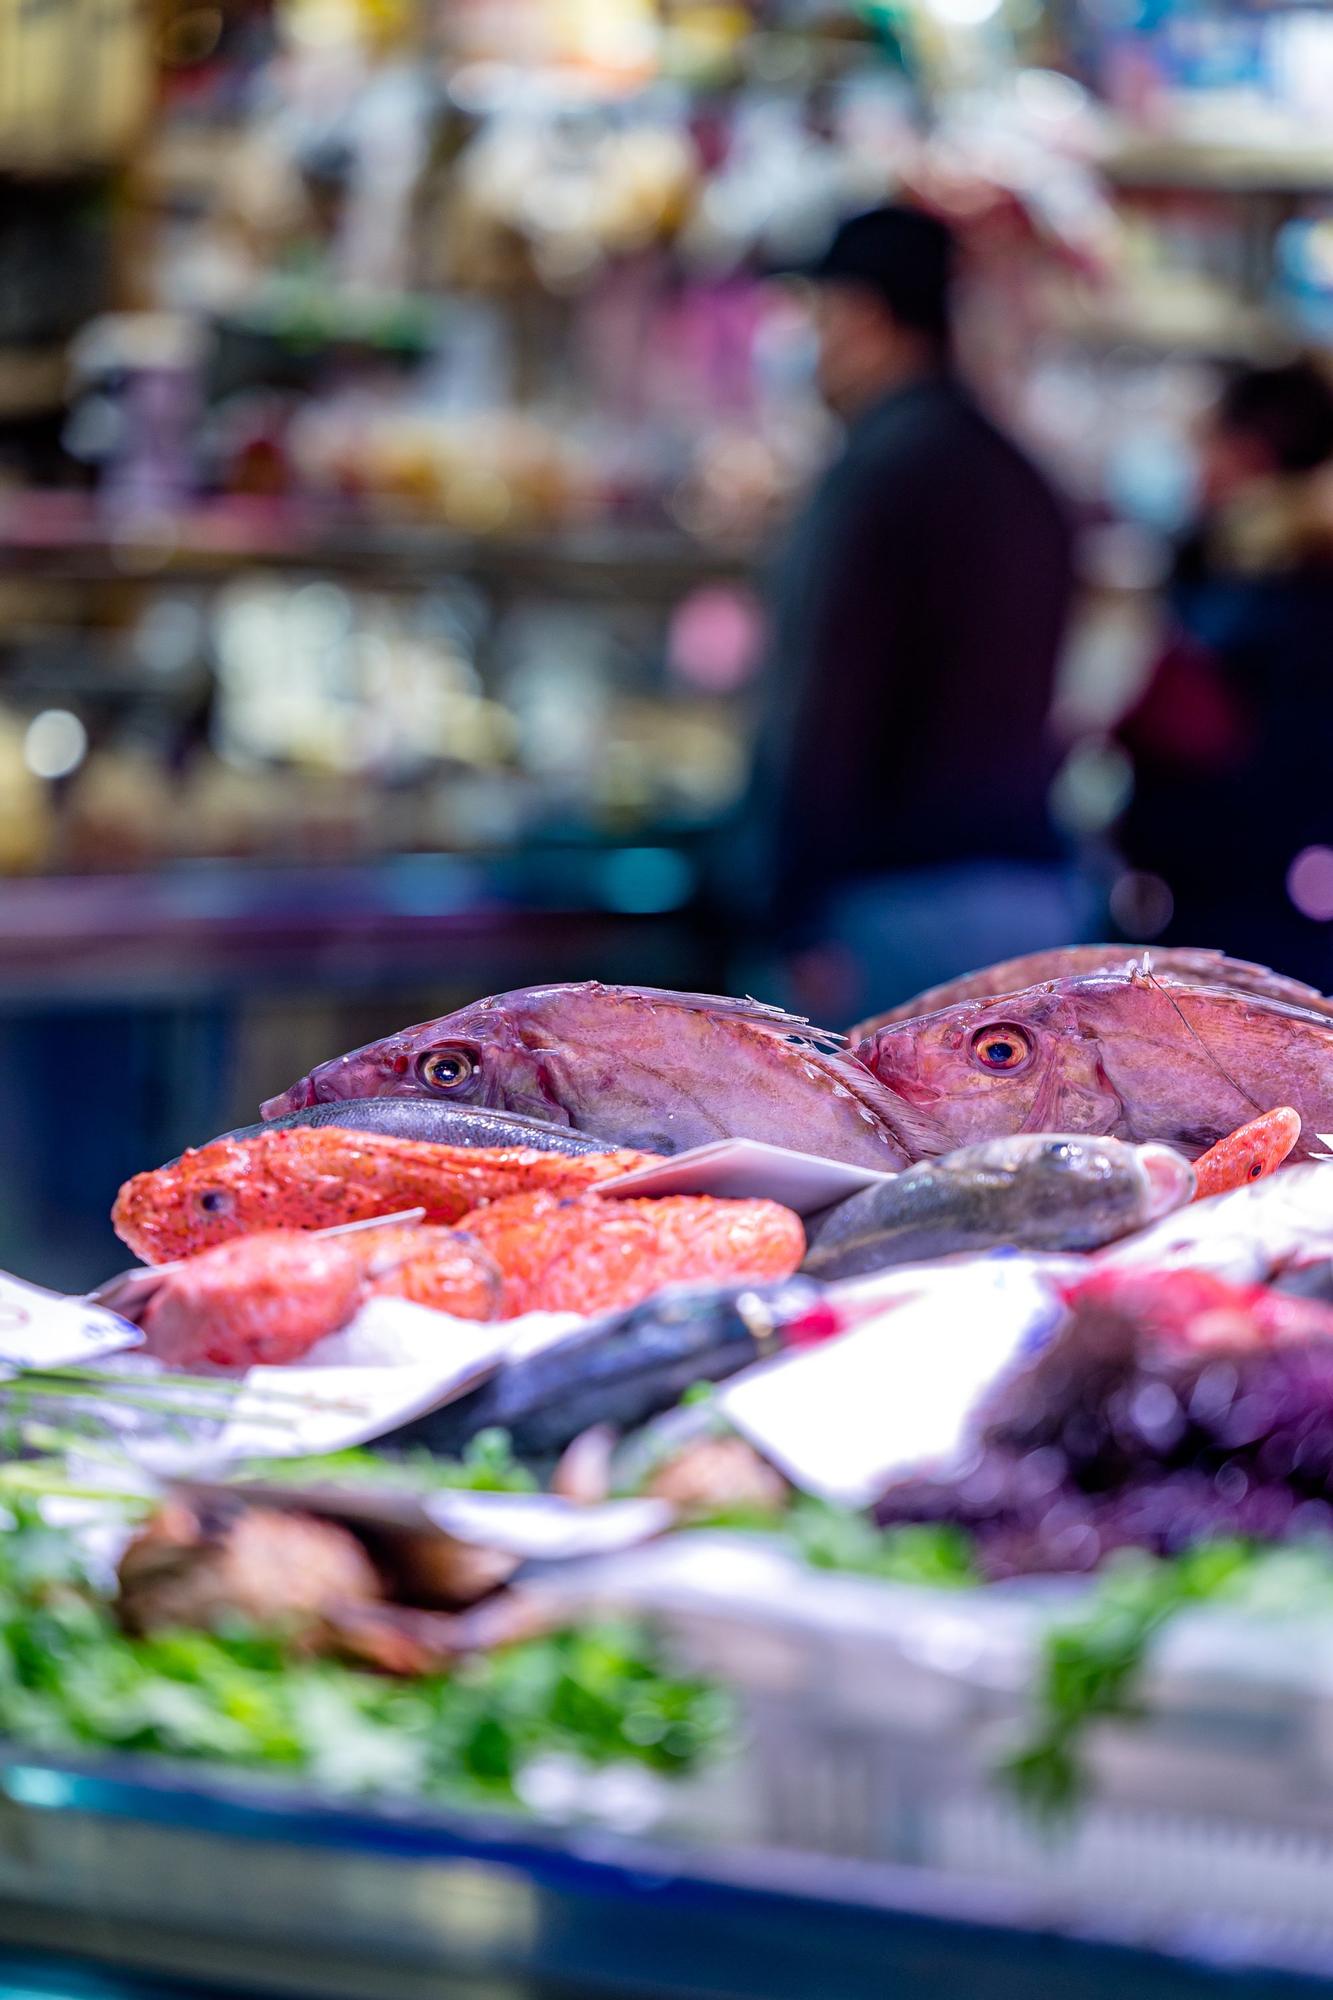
[1113,359,1333,989]
[742,204,1083,1028]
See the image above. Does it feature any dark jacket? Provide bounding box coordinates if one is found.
[1117,484,1333,907]
[751,375,1074,937]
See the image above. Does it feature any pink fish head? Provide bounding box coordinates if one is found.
[262,988,574,1127]
[264,980,932,1167]
[858,984,1125,1151]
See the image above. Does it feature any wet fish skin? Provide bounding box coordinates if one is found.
[261,981,933,1169]
[854,946,1333,1038]
[801,1134,1195,1281]
[859,969,1333,1163]
[225,1097,607,1155]
[395,1277,823,1459]
[113,1127,652,1265]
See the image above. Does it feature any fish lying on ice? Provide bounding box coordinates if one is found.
[113,1127,653,1264]
[259,980,937,1168]
[854,946,1333,1037]
[858,964,1333,1162]
[801,1133,1195,1281]
[223,1097,611,1154]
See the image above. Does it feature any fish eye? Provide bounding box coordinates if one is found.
[197,1189,233,1215]
[418,1047,477,1093]
[969,1024,1034,1073]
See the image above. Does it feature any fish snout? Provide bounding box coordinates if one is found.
[1138,1143,1197,1218]
[261,1080,316,1119]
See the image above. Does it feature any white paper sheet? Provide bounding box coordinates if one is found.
[0,1269,143,1372]
[597,1139,897,1216]
[717,1256,1064,1506]
[126,1298,588,1471]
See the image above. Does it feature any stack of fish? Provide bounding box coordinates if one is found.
[88,944,1333,1475]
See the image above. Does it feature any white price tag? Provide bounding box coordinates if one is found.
[0,1270,143,1374]
[598,1139,896,1216]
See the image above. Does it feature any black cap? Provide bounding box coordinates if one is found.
[784,204,956,340]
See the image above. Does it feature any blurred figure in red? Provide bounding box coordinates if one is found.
[1114,359,1333,987]
[744,204,1083,1027]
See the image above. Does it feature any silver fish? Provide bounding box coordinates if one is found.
[802,1133,1196,1281]
[225,1097,608,1154]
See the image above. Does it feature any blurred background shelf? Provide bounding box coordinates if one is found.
[7,0,1333,1285]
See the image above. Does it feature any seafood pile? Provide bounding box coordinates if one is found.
[3,936,1333,1837]
[74,941,1333,1582]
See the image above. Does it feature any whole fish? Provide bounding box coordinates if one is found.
[1191,1107,1301,1201]
[260,981,934,1168]
[801,1133,1195,1281]
[398,1277,824,1459]
[138,1225,504,1372]
[113,1127,653,1265]
[459,1189,806,1317]
[858,965,1333,1162]
[224,1097,608,1155]
[853,946,1333,1038]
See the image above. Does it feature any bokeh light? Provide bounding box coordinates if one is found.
[1287,846,1333,921]
[23,710,88,781]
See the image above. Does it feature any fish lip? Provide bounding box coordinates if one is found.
[1139,1143,1197,1218]
[261,1080,316,1119]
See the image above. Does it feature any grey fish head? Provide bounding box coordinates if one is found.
[804,1131,1195,1278]
[932,1132,1196,1245]
[261,979,925,1168]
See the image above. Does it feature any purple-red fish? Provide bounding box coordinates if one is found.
[857,964,1333,1163]
[854,945,1333,1038]
[262,982,932,1168]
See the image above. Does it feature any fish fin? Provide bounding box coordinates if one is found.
[615,985,852,1053]
[841,1062,956,1158]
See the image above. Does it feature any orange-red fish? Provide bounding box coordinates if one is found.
[138,1223,505,1372]
[460,1190,806,1319]
[1191,1107,1302,1202]
[113,1127,654,1265]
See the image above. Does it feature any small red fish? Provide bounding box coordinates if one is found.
[459,1190,807,1319]
[113,1127,654,1265]
[138,1224,505,1372]
[1191,1107,1301,1202]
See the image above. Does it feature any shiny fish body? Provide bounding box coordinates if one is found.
[261,980,931,1169]
[224,1097,608,1155]
[397,1277,823,1459]
[801,1133,1195,1281]
[860,969,1333,1163]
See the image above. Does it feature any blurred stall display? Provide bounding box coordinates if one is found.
[6,0,1333,897]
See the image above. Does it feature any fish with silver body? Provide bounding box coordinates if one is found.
[225,1097,610,1154]
[396,1277,824,1460]
[802,1133,1195,1281]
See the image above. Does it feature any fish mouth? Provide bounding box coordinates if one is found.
[1139,1143,1197,1218]
[261,1080,317,1119]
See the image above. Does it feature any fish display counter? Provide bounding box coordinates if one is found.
[7,944,1333,1994]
